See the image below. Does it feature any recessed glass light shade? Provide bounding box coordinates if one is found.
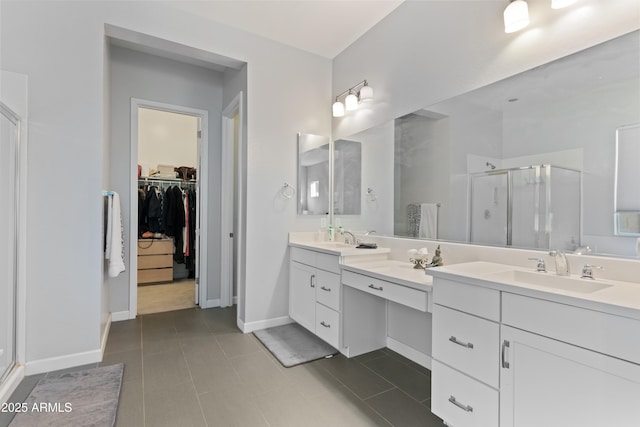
[551,0,577,9]
[359,84,373,101]
[332,100,345,117]
[345,92,359,111]
[504,0,530,33]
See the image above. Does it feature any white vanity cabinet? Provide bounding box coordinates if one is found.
[289,246,341,348]
[431,278,501,427]
[500,293,640,427]
[431,272,640,427]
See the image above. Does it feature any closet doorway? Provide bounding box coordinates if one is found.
[130,99,209,316]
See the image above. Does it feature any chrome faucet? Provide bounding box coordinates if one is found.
[581,264,603,280]
[340,229,356,245]
[549,250,570,276]
[528,257,547,272]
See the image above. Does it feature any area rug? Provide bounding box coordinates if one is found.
[254,323,338,368]
[9,363,124,427]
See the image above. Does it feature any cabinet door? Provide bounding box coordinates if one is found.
[289,261,316,332]
[500,325,640,427]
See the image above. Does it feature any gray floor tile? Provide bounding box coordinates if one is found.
[363,355,431,401]
[309,385,393,427]
[318,355,395,400]
[365,388,446,427]
[141,329,181,355]
[253,384,329,427]
[216,331,263,359]
[101,348,142,384]
[354,349,388,363]
[144,381,206,427]
[143,348,192,390]
[231,351,294,396]
[199,383,269,427]
[105,327,142,355]
[113,377,144,427]
[140,311,176,332]
[279,361,343,398]
[184,349,242,395]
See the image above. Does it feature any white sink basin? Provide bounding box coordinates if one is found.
[486,270,613,294]
[313,242,355,249]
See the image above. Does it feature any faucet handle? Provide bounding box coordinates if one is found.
[528,257,546,272]
[581,264,603,280]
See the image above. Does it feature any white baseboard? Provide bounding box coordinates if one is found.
[0,365,24,404]
[100,313,112,357]
[111,311,131,322]
[239,315,293,333]
[201,298,221,309]
[386,336,432,370]
[24,349,103,376]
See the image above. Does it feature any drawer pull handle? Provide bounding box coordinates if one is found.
[368,284,383,291]
[449,336,474,349]
[320,321,331,328]
[310,274,316,288]
[320,286,331,292]
[502,340,510,369]
[449,395,473,412]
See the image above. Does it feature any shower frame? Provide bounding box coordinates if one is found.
[468,164,581,249]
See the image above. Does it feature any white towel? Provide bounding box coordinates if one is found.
[419,203,438,239]
[105,192,126,278]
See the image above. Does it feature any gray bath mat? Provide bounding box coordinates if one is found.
[254,323,338,368]
[9,363,124,427]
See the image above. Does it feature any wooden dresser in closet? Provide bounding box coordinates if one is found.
[137,238,174,285]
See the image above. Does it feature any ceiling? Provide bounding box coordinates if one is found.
[169,0,404,58]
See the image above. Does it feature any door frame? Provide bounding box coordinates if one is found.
[129,98,209,318]
[220,92,243,309]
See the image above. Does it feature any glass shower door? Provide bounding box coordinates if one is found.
[469,171,509,246]
[0,103,19,385]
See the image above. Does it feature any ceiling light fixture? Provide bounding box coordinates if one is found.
[551,0,577,9]
[332,80,374,117]
[504,0,530,33]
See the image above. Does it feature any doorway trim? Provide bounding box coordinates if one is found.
[220,92,243,309]
[129,98,209,318]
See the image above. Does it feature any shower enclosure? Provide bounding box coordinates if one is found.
[0,102,19,387]
[469,165,581,251]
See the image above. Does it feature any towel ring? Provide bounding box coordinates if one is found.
[281,182,296,199]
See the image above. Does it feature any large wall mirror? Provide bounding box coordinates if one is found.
[298,133,330,215]
[340,30,640,258]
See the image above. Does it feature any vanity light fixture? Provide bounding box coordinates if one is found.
[504,0,530,33]
[332,80,374,117]
[551,0,577,9]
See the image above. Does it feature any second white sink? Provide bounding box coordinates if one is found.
[486,270,613,294]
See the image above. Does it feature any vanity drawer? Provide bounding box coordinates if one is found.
[315,303,339,348]
[432,360,499,427]
[342,270,428,312]
[290,247,341,274]
[433,304,500,388]
[290,247,317,266]
[433,278,500,321]
[316,270,340,311]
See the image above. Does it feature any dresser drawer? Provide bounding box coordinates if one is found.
[342,270,428,312]
[138,239,174,256]
[433,304,500,388]
[433,278,500,321]
[138,254,173,270]
[316,270,340,310]
[315,303,339,348]
[138,268,173,284]
[432,360,499,427]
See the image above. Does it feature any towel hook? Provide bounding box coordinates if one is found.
[281,182,296,199]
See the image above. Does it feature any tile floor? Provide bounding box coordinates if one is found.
[3,307,446,427]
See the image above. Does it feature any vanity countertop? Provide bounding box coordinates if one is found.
[342,259,433,292]
[426,261,640,321]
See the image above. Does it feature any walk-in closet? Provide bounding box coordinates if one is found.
[136,107,200,314]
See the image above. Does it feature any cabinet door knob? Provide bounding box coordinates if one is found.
[320,321,331,328]
[448,395,473,412]
[368,284,383,291]
[449,336,474,349]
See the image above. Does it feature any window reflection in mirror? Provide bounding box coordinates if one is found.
[297,133,330,215]
[334,139,362,215]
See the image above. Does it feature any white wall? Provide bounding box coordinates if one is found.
[1,1,331,371]
[332,0,640,139]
